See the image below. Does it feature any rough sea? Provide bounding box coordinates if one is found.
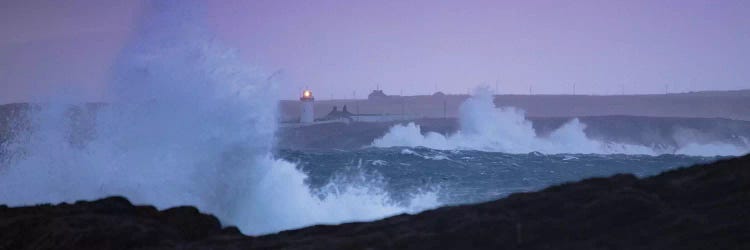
[282,147,720,207]
[0,1,745,237]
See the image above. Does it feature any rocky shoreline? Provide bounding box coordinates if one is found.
[2,155,748,249]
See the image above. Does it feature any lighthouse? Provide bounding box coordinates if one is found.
[300,90,314,123]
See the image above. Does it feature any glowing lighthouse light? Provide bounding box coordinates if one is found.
[300,89,314,123]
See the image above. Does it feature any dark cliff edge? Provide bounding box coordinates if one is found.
[2,155,749,249]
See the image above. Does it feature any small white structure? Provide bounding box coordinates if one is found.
[300,90,314,123]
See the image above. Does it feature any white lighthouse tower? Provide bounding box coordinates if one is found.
[300,89,314,123]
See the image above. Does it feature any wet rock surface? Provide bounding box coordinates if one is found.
[2,155,749,249]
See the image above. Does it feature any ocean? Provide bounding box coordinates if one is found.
[281,147,718,207]
[0,1,745,237]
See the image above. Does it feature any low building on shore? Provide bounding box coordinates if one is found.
[280,89,419,127]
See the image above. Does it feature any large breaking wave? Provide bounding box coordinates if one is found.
[0,1,437,235]
[373,91,749,156]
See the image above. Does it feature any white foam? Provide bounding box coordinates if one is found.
[373,91,748,156]
[371,160,388,166]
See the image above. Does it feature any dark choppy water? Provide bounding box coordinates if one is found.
[280,147,720,206]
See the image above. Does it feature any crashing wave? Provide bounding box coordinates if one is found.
[373,91,748,156]
[0,1,438,235]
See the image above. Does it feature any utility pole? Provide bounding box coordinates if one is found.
[573,83,576,95]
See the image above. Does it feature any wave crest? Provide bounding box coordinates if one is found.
[373,91,748,156]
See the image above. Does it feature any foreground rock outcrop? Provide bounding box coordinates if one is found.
[2,155,749,249]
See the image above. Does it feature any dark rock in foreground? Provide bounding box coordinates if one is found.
[0,197,242,249]
[2,155,749,249]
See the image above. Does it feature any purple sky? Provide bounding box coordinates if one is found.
[1,0,749,102]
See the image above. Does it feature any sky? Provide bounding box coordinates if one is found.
[1,0,749,103]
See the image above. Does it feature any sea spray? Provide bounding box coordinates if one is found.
[373,90,653,154]
[0,1,438,235]
[373,90,748,156]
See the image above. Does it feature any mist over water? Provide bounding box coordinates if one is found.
[373,91,749,156]
[0,1,437,235]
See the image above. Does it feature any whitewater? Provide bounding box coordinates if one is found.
[0,2,437,235]
[372,91,750,156]
[0,1,744,238]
